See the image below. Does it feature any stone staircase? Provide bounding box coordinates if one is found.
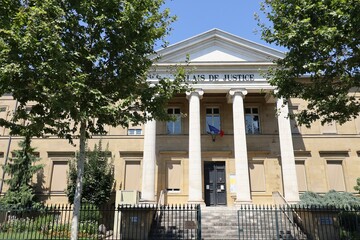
[201,207,239,240]
[148,205,308,240]
[201,206,308,240]
[241,206,309,240]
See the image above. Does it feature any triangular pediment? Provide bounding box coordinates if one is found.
[155,29,284,63]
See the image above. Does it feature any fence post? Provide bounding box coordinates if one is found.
[197,204,201,240]
[237,208,241,240]
[113,205,121,239]
[275,206,280,240]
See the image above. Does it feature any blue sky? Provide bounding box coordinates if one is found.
[162,0,283,51]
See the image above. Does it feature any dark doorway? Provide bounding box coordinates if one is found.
[204,162,227,206]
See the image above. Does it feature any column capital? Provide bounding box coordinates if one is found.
[227,88,247,103]
[186,89,204,100]
[271,90,290,104]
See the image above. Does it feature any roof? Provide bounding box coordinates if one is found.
[154,28,284,63]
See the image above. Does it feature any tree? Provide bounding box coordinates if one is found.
[0,1,188,239]
[67,141,114,206]
[1,135,43,209]
[259,0,360,126]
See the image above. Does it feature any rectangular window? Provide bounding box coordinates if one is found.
[166,161,182,192]
[245,107,260,134]
[206,107,220,133]
[167,108,181,134]
[326,161,346,191]
[50,160,68,193]
[295,161,308,192]
[127,129,142,135]
[249,162,266,192]
[124,161,141,191]
[0,106,8,136]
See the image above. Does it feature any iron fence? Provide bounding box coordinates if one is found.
[237,205,360,240]
[3,203,358,240]
[0,203,201,240]
[0,204,117,239]
[119,204,201,240]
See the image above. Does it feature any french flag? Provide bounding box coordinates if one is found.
[208,124,224,137]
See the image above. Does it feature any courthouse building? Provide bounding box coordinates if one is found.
[1,29,360,206]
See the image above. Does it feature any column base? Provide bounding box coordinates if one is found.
[234,199,252,206]
[286,200,300,205]
[187,200,206,206]
[139,199,157,205]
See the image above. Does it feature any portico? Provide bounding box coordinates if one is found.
[140,29,300,206]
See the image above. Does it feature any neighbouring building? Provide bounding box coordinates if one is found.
[1,29,360,206]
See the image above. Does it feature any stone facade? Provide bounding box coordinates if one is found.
[1,29,359,206]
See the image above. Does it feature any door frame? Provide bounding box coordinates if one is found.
[203,161,227,206]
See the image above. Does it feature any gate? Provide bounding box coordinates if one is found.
[118,204,201,240]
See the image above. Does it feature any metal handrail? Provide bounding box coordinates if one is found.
[157,189,166,206]
[155,189,167,221]
[272,191,308,237]
[273,191,301,222]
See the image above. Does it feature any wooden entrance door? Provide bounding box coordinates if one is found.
[204,162,227,206]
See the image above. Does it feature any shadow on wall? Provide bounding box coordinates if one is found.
[34,169,50,202]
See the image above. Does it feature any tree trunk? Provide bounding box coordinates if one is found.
[71,120,86,240]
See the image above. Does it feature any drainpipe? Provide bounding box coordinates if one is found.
[0,99,18,194]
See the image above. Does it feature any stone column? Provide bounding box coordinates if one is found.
[186,89,204,204]
[141,119,156,203]
[227,89,252,204]
[277,97,300,203]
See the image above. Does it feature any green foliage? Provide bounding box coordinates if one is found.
[79,203,101,223]
[300,190,360,207]
[78,221,98,235]
[33,214,59,232]
[0,213,98,237]
[1,136,43,209]
[0,218,31,233]
[299,191,323,206]
[259,0,360,126]
[67,141,114,206]
[0,0,188,235]
[353,177,360,193]
[0,0,188,139]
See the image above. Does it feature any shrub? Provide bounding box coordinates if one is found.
[300,190,360,207]
[33,214,59,232]
[80,203,101,223]
[0,217,32,233]
[1,136,43,209]
[79,220,98,235]
[67,141,114,206]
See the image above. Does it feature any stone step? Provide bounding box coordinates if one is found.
[152,207,308,240]
[201,208,240,240]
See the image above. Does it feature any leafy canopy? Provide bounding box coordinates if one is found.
[259,0,360,126]
[0,0,188,139]
[0,1,187,238]
[67,141,114,206]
